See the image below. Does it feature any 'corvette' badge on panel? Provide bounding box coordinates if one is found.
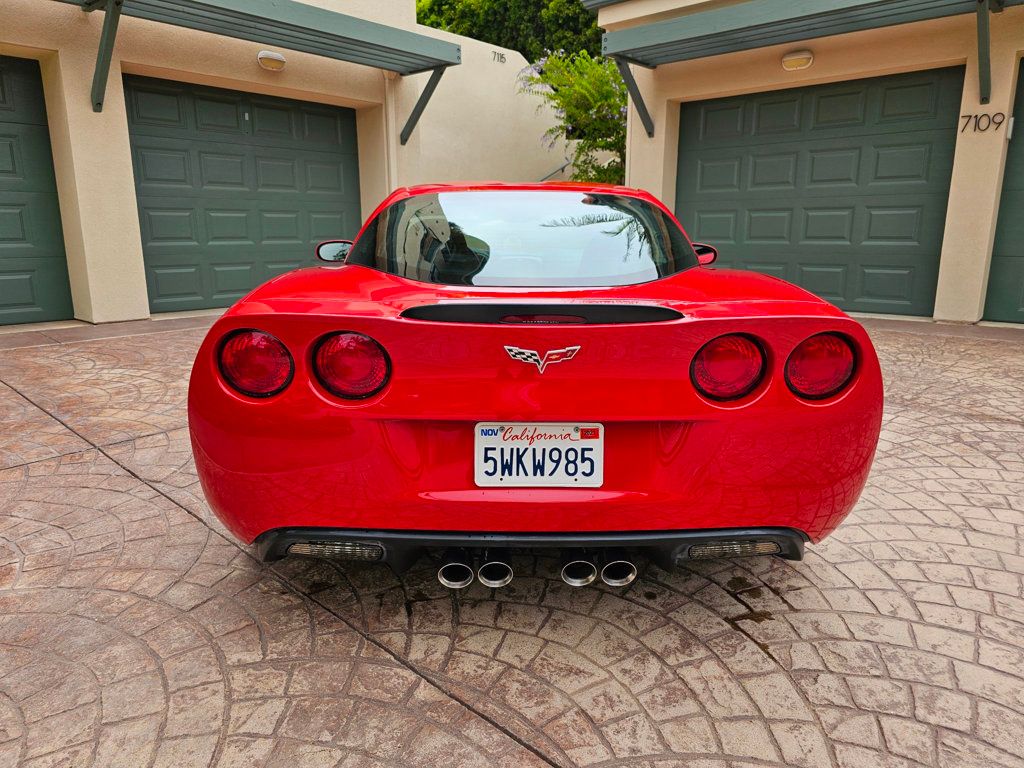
[504,345,580,374]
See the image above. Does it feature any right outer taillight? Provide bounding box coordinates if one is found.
[218,329,293,398]
[785,333,856,399]
[313,332,390,398]
[691,334,765,401]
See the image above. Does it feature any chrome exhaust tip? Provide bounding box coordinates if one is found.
[600,552,637,587]
[477,557,513,588]
[437,549,474,589]
[560,556,598,587]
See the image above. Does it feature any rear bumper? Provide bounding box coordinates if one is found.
[254,525,808,572]
[190,312,883,546]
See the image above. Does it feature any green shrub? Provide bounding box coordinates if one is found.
[518,52,626,184]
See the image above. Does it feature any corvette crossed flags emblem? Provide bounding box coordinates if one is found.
[504,345,581,374]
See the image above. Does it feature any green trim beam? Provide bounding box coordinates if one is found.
[977,0,1005,105]
[88,0,123,111]
[614,58,655,138]
[603,0,1024,68]
[399,66,448,146]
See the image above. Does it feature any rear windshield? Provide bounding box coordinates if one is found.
[346,190,698,287]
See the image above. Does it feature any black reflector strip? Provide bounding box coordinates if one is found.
[400,303,684,324]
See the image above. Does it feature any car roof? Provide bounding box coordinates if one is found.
[374,181,664,214]
[402,180,639,191]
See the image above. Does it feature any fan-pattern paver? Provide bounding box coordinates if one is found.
[0,318,1022,767]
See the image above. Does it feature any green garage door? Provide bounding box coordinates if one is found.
[124,76,360,312]
[0,56,73,325]
[676,68,963,316]
[984,59,1024,323]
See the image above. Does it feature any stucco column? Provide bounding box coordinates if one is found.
[932,19,1020,322]
[39,44,150,323]
[623,65,679,207]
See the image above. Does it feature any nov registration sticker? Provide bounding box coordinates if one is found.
[474,423,604,488]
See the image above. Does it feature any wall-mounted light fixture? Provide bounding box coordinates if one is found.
[257,50,287,72]
[781,49,814,72]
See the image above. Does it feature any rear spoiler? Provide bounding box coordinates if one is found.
[400,303,684,324]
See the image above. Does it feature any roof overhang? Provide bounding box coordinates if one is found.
[604,0,1020,67]
[58,0,461,142]
[606,0,1020,136]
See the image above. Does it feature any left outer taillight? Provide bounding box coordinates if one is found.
[218,329,293,398]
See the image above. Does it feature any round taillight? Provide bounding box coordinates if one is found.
[691,334,765,401]
[218,329,293,397]
[786,333,856,399]
[314,332,390,399]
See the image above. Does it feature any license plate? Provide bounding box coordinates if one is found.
[474,423,604,487]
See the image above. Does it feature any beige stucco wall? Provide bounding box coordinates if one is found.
[0,0,565,323]
[612,6,1024,322]
[395,28,570,186]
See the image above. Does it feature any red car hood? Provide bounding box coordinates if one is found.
[229,264,846,322]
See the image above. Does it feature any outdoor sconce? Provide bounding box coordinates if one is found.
[781,50,814,71]
[257,50,287,71]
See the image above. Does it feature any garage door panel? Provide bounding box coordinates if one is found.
[860,265,916,305]
[984,252,1024,321]
[678,68,962,316]
[0,61,48,126]
[0,125,60,194]
[0,191,66,252]
[0,259,74,321]
[194,93,247,137]
[205,209,253,244]
[198,151,248,190]
[127,75,360,312]
[209,262,256,301]
[148,265,204,306]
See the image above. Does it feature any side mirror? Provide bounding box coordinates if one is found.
[693,242,718,266]
[316,239,353,262]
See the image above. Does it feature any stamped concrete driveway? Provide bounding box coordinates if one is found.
[0,316,1022,768]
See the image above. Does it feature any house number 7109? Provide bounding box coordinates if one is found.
[960,113,1006,132]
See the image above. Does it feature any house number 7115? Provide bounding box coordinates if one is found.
[960,113,1006,132]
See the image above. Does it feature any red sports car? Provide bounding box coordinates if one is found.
[188,182,882,589]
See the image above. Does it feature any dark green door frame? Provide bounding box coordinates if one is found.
[0,56,74,325]
[982,58,1024,322]
[125,76,361,313]
[675,68,963,317]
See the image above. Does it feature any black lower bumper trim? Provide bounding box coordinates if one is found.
[254,526,808,573]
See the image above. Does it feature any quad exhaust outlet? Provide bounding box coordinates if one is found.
[477,553,514,588]
[437,549,474,589]
[435,549,638,590]
[600,550,638,587]
[560,555,598,587]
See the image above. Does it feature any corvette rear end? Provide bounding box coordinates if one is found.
[188,184,883,585]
